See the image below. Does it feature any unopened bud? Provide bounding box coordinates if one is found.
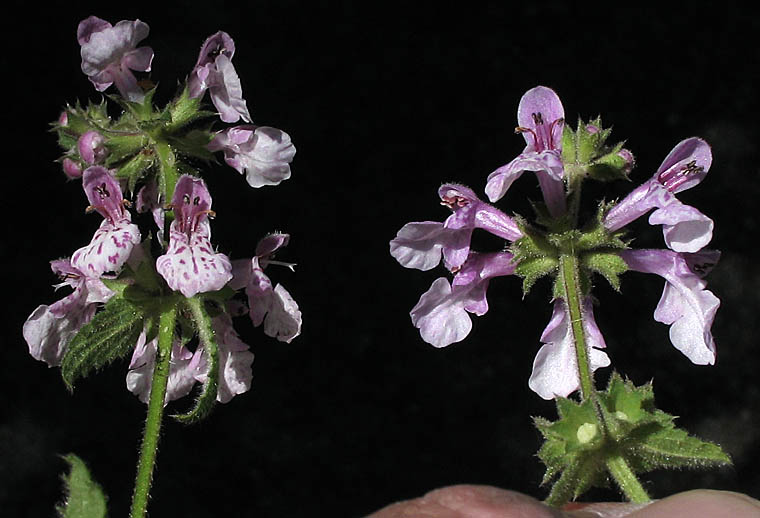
[62,158,83,179]
[618,148,635,174]
[78,131,108,165]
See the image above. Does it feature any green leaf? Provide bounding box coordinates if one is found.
[630,426,732,471]
[56,454,108,518]
[61,299,145,391]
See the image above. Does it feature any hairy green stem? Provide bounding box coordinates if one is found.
[130,304,177,518]
[606,454,651,503]
[559,253,594,400]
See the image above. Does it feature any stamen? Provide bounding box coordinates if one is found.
[515,126,539,149]
[532,112,545,125]
[549,117,564,144]
[658,159,705,191]
[440,194,469,210]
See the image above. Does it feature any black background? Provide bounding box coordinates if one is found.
[3,2,760,516]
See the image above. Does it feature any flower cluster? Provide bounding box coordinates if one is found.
[25,16,300,408]
[390,86,720,400]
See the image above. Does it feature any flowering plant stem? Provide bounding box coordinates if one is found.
[559,251,651,503]
[558,253,594,400]
[606,454,650,503]
[130,302,178,518]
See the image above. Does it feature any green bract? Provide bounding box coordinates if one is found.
[536,373,731,506]
[55,86,216,202]
[510,203,628,298]
[562,116,632,184]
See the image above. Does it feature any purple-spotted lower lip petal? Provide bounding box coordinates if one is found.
[71,219,141,277]
[156,220,232,298]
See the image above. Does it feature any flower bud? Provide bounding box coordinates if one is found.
[618,148,635,175]
[78,131,108,165]
[62,158,83,179]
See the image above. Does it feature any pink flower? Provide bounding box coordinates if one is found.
[620,248,720,365]
[390,184,522,273]
[208,126,295,188]
[188,31,251,123]
[77,16,154,102]
[604,138,713,253]
[126,330,198,404]
[528,299,610,400]
[485,86,566,217]
[71,167,141,277]
[126,314,255,404]
[410,252,517,347]
[193,313,255,403]
[23,259,114,367]
[156,175,232,298]
[230,233,302,343]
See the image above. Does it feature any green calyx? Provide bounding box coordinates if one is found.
[510,204,628,297]
[561,116,633,184]
[54,85,216,203]
[536,372,732,506]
